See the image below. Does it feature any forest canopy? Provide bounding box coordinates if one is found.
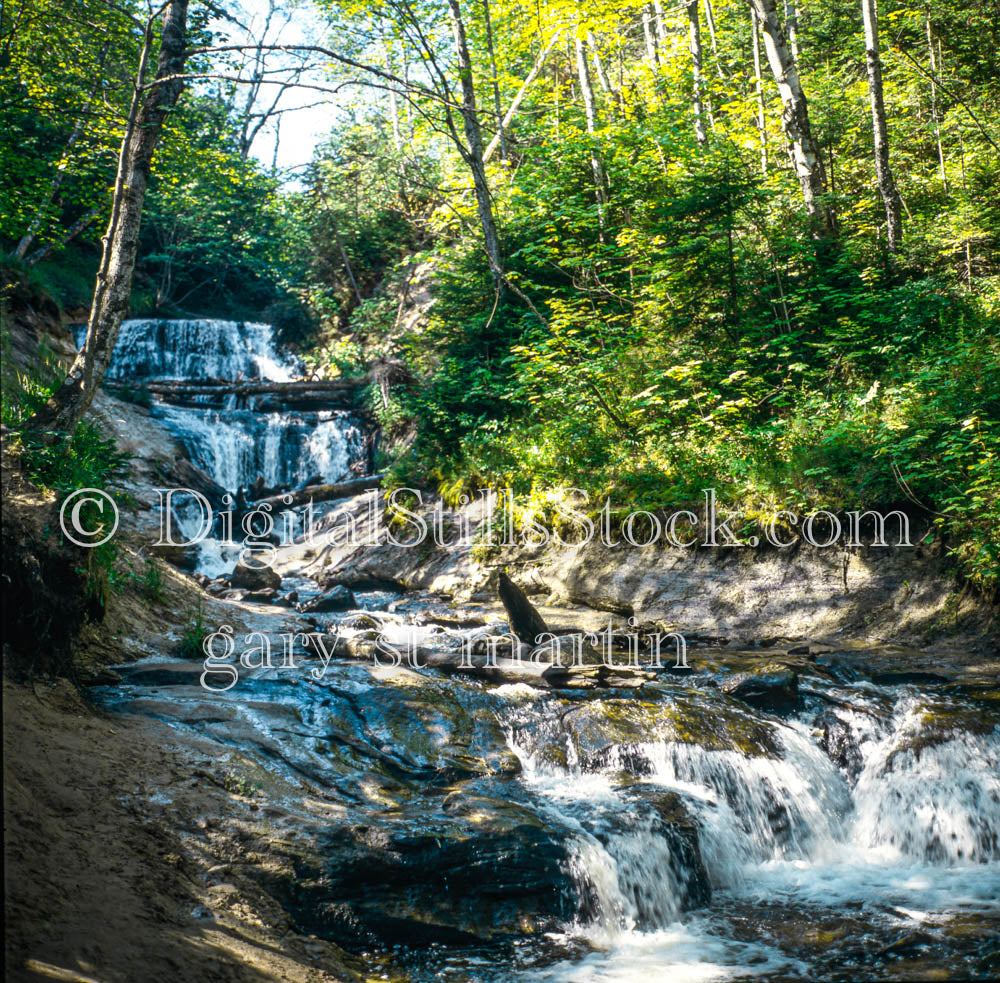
[1,0,998,590]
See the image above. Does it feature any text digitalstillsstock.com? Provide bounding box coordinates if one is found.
[60,485,916,562]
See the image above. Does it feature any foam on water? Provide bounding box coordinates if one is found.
[501,685,1000,979]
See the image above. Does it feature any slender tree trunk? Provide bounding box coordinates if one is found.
[481,0,507,162]
[703,0,727,78]
[751,7,768,174]
[926,17,947,187]
[9,44,108,263]
[587,31,615,105]
[22,206,102,268]
[746,0,833,234]
[385,39,403,152]
[652,0,667,46]
[784,0,800,61]
[687,1,707,144]
[861,0,902,251]
[574,33,607,225]
[27,0,190,438]
[642,6,659,68]
[447,0,502,283]
[10,115,87,263]
[483,30,562,163]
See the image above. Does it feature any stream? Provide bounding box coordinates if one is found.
[90,319,999,981]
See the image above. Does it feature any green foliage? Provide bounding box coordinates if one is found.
[178,598,207,660]
[222,768,261,798]
[2,334,133,605]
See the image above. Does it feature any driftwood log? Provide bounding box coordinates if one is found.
[252,473,384,509]
[497,571,548,644]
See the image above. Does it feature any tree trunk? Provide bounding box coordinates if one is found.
[574,33,608,225]
[751,6,768,174]
[642,6,659,69]
[746,0,833,234]
[703,0,727,78]
[481,0,507,162]
[652,0,667,46]
[9,45,108,264]
[447,0,503,283]
[784,0,800,61]
[483,30,563,163]
[926,17,947,188]
[687,1,707,144]
[253,474,384,510]
[587,31,616,105]
[27,0,190,439]
[861,0,902,251]
[22,207,101,268]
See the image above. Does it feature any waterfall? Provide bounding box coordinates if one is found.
[77,318,366,494]
[85,317,300,382]
[503,685,1000,958]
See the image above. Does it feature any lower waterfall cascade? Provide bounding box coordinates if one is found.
[82,317,999,981]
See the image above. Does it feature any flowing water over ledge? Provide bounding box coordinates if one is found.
[92,630,1000,982]
[74,318,366,494]
[89,317,999,980]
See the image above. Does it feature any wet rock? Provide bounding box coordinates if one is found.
[230,561,281,591]
[300,584,356,613]
[558,692,780,769]
[244,587,278,603]
[815,710,864,779]
[720,663,799,711]
[150,542,199,571]
[617,785,712,912]
[206,577,228,595]
[275,788,576,948]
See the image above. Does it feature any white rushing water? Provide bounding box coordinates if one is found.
[502,687,1000,982]
[91,317,300,381]
[80,317,367,575]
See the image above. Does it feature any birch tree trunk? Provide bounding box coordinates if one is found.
[642,7,659,68]
[751,7,768,174]
[587,31,615,104]
[861,0,903,251]
[27,0,190,439]
[746,0,833,234]
[687,1,707,144]
[703,0,726,78]
[483,30,562,163]
[447,0,503,283]
[926,18,947,188]
[784,0,800,61]
[574,34,608,224]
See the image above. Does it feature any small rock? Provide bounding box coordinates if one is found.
[244,587,278,603]
[300,584,356,613]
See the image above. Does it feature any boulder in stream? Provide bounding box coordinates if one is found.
[719,663,799,711]
[229,561,281,591]
[497,570,548,644]
[300,584,356,613]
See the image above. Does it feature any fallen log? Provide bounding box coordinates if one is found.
[252,473,384,509]
[137,379,365,397]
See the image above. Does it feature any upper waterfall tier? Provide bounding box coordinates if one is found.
[73,318,301,382]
